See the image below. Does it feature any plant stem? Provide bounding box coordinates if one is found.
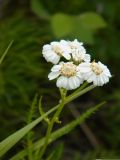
[39,90,66,159]
[37,85,95,159]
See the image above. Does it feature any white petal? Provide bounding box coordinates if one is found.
[43,44,51,51]
[52,55,60,64]
[87,73,96,83]
[101,74,109,84]
[47,54,60,64]
[68,76,80,90]
[99,75,105,85]
[93,77,98,86]
[50,41,59,46]
[48,72,60,80]
[62,52,71,60]
[62,77,68,89]
[84,54,91,62]
[104,69,112,77]
[60,40,68,46]
[57,76,68,89]
[51,65,61,72]
[79,63,91,73]
[96,76,102,86]
[68,77,74,90]
[78,46,86,54]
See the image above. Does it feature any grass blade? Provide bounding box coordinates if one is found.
[11,101,105,160]
[0,105,58,157]
[0,40,14,65]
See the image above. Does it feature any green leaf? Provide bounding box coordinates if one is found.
[11,101,105,160]
[38,96,50,124]
[51,12,106,44]
[71,23,94,44]
[0,40,14,65]
[79,12,107,30]
[0,105,59,157]
[27,94,38,160]
[31,0,50,19]
[27,94,38,124]
[0,84,96,157]
[51,13,74,38]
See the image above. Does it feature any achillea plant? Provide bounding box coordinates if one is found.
[39,39,111,159]
[0,39,111,160]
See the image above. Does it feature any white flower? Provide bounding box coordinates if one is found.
[48,62,83,90]
[79,61,112,86]
[42,40,71,64]
[69,39,90,63]
[69,39,83,49]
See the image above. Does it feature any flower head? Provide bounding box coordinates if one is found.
[69,39,90,63]
[42,39,111,88]
[79,61,111,86]
[69,39,83,49]
[42,40,71,64]
[48,62,83,90]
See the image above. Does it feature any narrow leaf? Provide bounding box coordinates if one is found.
[11,101,105,160]
[0,40,14,65]
[39,96,50,123]
[0,105,59,157]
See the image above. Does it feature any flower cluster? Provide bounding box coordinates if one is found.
[42,39,111,90]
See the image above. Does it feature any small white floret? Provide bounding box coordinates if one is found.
[48,62,83,90]
[42,40,71,64]
[68,39,91,63]
[78,61,112,86]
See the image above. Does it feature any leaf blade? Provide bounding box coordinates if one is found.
[11,101,105,160]
[0,105,58,157]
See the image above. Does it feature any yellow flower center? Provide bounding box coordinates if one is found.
[52,45,63,56]
[91,62,103,75]
[60,63,76,77]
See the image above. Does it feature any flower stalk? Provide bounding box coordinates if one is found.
[39,89,66,159]
[38,84,95,159]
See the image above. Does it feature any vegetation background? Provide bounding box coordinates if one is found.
[0,0,120,159]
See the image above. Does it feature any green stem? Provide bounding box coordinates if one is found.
[39,90,66,159]
[36,85,95,159]
[11,85,96,160]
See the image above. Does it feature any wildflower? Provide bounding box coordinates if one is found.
[69,39,90,63]
[48,62,83,90]
[79,61,111,86]
[42,40,71,64]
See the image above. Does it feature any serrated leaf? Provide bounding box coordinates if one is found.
[0,84,95,157]
[79,12,107,30]
[51,13,74,38]
[10,101,105,160]
[31,0,50,19]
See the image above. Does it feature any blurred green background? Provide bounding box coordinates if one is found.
[0,0,120,159]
